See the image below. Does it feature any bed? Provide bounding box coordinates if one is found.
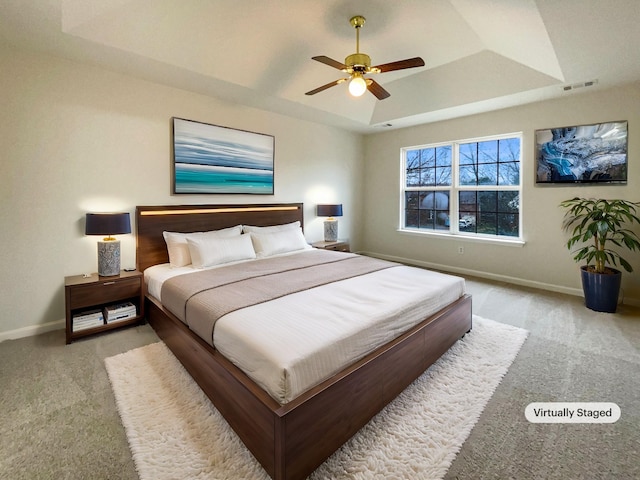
[136,203,472,480]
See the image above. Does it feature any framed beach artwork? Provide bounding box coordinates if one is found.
[535,120,627,184]
[172,117,275,194]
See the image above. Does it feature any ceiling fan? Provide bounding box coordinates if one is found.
[305,15,425,100]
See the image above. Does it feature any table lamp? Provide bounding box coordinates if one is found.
[85,212,131,276]
[317,204,343,242]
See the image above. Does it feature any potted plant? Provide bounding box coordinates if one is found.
[560,197,640,312]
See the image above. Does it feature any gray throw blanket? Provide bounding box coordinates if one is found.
[161,249,397,345]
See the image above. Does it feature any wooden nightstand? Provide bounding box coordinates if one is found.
[312,240,350,252]
[64,270,145,344]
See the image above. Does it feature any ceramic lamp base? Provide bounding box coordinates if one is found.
[323,219,338,242]
[97,240,121,276]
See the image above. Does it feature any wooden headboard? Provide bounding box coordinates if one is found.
[135,203,304,272]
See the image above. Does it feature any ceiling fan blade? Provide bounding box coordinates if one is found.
[372,57,425,73]
[312,55,347,70]
[305,78,347,96]
[367,79,390,100]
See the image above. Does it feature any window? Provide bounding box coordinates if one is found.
[401,133,522,240]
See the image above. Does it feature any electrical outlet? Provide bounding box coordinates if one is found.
[458,246,464,254]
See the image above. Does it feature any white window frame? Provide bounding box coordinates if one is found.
[399,132,524,246]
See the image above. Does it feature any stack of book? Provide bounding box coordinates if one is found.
[72,309,105,332]
[104,302,137,324]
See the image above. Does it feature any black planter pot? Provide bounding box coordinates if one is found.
[580,265,622,313]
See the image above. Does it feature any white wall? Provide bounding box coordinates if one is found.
[362,83,640,304]
[0,44,363,339]
[4,43,638,341]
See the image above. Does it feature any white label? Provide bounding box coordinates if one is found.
[525,402,620,423]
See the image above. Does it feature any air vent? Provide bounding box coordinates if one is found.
[563,79,598,92]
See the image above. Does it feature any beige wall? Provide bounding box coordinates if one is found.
[0,45,363,339]
[362,84,640,304]
[3,42,639,340]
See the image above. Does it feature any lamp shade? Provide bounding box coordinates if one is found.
[85,213,131,236]
[316,204,343,217]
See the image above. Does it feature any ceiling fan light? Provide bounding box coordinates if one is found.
[348,75,367,97]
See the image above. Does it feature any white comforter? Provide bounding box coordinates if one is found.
[145,253,465,404]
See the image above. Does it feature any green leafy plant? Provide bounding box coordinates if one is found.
[560,197,640,274]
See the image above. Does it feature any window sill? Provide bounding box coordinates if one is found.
[397,228,525,247]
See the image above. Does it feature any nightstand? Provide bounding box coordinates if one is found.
[312,240,350,252]
[64,270,145,344]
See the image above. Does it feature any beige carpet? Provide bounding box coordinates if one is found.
[105,316,527,479]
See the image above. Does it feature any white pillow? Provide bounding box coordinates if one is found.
[163,225,242,267]
[250,228,310,258]
[242,221,300,234]
[187,233,256,268]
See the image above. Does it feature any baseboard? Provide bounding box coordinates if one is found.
[2,253,638,343]
[359,250,640,308]
[0,319,64,343]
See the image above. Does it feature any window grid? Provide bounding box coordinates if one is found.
[401,133,522,240]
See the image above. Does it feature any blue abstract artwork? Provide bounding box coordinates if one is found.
[536,121,627,184]
[173,118,274,194]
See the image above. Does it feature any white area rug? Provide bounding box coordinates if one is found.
[105,316,527,480]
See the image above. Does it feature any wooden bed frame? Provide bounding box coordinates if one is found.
[136,203,472,480]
